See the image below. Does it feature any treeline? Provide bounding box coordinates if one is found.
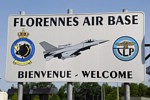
[58,82,150,100]
[9,82,150,100]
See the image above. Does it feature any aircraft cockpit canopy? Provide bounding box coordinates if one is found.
[85,39,95,43]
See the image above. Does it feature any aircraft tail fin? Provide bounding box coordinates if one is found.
[40,41,57,51]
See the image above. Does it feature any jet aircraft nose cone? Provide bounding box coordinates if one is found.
[99,40,109,44]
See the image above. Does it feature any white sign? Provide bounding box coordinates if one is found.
[6,12,145,82]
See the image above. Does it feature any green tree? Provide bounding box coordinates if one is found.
[103,83,112,95]
[24,82,56,89]
[73,82,81,100]
[146,87,150,97]
[49,94,60,100]
[130,83,139,96]
[138,83,148,97]
[11,93,17,100]
[56,82,150,100]
[79,82,101,100]
[23,82,58,100]
[120,84,124,97]
[32,95,40,100]
[106,87,117,100]
[58,84,67,100]
[37,82,56,88]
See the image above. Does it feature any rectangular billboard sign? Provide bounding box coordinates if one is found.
[6,12,145,82]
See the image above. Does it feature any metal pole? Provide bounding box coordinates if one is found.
[67,9,73,100]
[122,9,128,13]
[17,11,25,100]
[124,83,130,100]
[18,82,23,100]
[122,9,130,100]
[101,84,103,100]
[0,78,1,91]
[67,9,73,14]
[67,82,73,100]
[117,83,119,100]
[20,11,26,15]
[103,83,105,100]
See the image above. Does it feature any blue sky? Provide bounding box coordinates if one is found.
[0,0,150,91]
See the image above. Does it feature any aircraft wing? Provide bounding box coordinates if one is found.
[61,49,79,59]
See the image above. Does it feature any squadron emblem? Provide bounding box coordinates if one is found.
[11,29,35,66]
[113,36,139,61]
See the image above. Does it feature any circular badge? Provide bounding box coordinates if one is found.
[11,38,35,62]
[113,36,139,61]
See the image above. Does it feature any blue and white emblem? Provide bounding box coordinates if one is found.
[11,29,35,66]
[113,36,139,61]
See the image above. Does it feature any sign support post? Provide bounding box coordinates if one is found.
[117,83,119,100]
[67,82,73,100]
[122,9,130,100]
[124,83,130,100]
[18,82,23,100]
[101,84,103,100]
[67,9,73,100]
[17,10,25,100]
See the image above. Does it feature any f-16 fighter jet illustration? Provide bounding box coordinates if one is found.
[40,39,108,61]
